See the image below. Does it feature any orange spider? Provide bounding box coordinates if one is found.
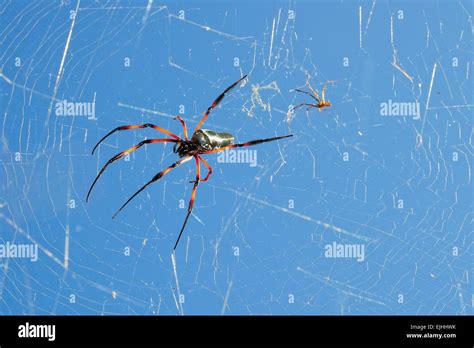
[291,79,331,112]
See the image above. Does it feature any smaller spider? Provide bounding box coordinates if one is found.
[291,79,332,112]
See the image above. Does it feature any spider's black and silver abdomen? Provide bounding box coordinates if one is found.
[192,129,234,151]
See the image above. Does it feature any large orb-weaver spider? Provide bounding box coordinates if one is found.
[86,75,292,250]
[291,78,332,112]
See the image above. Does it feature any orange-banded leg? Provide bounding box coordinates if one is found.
[197,155,213,182]
[92,123,181,155]
[112,156,193,219]
[86,138,178,202]
[174,116,188,140]
[194,74,247,134]
[174,156,201,250]
[202,134,293,154]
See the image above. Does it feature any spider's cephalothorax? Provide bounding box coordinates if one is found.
[87,74,293,250]
[173,140,198,157]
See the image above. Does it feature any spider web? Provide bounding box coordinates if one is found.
[0,0,472,315]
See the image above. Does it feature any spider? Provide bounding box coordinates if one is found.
[291,79,331,112]
[86,75,293,250]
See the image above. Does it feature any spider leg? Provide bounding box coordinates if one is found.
[321,84,327,103]
[306,79,320,102]
[197,155,213,182]
[174,156,201,250]
[86,138,178,202]
[194,74,247,133]
[290,103,317,112]
[294,89,319,103]
[174,116,188,140]
[202,134,293,154]
[112,156,193,219]
[92,123,181,155]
